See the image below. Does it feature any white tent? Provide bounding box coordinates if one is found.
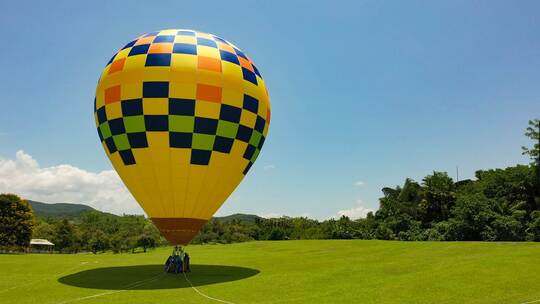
[29,239,54,253]
[30,239,54,246]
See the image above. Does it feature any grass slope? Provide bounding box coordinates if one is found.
[28,200,98,219]
[0,240,538,304]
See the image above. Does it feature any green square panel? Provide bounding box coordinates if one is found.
[169,115,195,132]
[251,148,260,162]
[123,116,146,133]
[99,122,112,139]
[113,134,130,151]
[192,133,215,150]
[249,130,262,147]
[217,120,239,139]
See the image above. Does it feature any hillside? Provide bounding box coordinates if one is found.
[213,213,262,223]
[28,200,99,219]
[27,200,261,223]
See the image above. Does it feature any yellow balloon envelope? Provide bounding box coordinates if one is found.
[94,29,270,244]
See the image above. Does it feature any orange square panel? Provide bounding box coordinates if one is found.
[239,57,254,72]
[218,42,235,53]
[105,85,121,104]
[196,84,222,103]
[149,43,173,54]
[108,58,126,74]
[198,56,222,72]
[134,36,154,46]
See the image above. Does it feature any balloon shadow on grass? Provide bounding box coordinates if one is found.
[58,264,259,290]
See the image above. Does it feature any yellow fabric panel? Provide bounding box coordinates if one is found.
[169,69,197,84]
[146,132,169,148]
[174,36,196,44]
[197,45,220,59]
[196,32,213,39]
[242,80,260,100]
[183,165,208,218]
[170,148,191,180]
[143,67,170,82]
[240,110,257,128]
[169,82,196,99]
[121,82,143,100]
[191,170,216,218]
[263,123,270,137]
[95,88,105,108]
[133,163,166,217]
[143,98,168,115]
[197,69,222,86]
[123,55,147,73]
[98,75,119,91]
[221,63,244,90]
[159,29,178,36]
[172,178,189,217]
[230,140,248,159]
[99,65,111,82]
[171,54,197,72]
[200,157,246,219]
[105,102,122,119]
[191,152,229,219]
[195,100,220,119]
[151,149,174,217]
[118,68,144,84]
[107,149,124,168]
[221,87,243,108]
[257,96,268,117]
[115,48,131,61]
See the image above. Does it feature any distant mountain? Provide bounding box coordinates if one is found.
[28,200,261,223]
[28,200,100,219]
[213,213,262,224]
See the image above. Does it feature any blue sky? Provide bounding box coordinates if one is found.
[0,1,539,218]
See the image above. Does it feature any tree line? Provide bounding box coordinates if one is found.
[0,194,164,253]
[0,119,538,252]
[192,119,539,243]
[32,212,165,253]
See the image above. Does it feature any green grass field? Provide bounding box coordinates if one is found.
[0,240,539,304]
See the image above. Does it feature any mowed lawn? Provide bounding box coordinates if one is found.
[0,240,539,304]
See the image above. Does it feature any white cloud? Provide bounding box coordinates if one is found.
[336,200,374,219]
[0,150,142,215]
[354,180,365,186]
[260,212,311,219]
[263,164,276,171]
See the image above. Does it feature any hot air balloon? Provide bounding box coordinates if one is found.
[94,29,270,245]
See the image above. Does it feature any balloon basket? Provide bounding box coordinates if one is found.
[164,245,191,274]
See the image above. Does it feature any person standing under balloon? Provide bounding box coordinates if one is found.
[183,252,191,272]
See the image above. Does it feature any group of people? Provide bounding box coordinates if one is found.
[165,245,191,273]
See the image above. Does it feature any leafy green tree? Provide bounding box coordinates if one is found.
[522,119,540,170]
[0,194,34,249]
[136,223,160,252]
[396,179,423,219]
[53,219,78,252]
[421,172,455,224]
[88,229,109,254]
[526,211,540,241]
[32,219,55,240]
[268,227,287,240]
[522,118,540,208]
[451,193,494,240]
[474,166,537,217]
